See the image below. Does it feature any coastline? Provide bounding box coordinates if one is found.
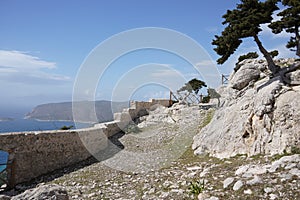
[0,118,93,134]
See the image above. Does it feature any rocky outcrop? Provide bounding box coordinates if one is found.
[193,58,300,158]
[0,184,69,200]
[11,184,68,200]
[229,61,261,90]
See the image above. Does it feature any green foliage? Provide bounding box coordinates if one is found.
[269,0,300,56]
[235,52,259,72]
[178,78,207,94]
[238,52,259,63]
[291,146,300,154]
[189,179,205,195]
[212,0,279,74]
[270,50,279,58]
[60,125,74,130]
[202,95,210,103]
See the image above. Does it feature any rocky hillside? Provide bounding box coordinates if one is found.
[1,59,300,199]
[1,103,299,200]
[25,101,128,123]
[193,58,300,159]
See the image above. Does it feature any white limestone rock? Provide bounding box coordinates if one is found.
[193,59,300,158]
[11,184,69,200]
[233,180,244,191]
[230,60,260,90]
[223,177,234,189]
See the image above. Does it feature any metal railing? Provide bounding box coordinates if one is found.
[222,74,229,85]
[170,91,203,105]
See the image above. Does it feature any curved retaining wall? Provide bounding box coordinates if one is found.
[0,99,171,187]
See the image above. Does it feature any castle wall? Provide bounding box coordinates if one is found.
[0,99,171,187]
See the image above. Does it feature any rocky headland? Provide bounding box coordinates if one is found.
[1,59,300,200]
[25,101,128,123]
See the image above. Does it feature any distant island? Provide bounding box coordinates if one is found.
[25,100,129,123]
[0,117,14,122]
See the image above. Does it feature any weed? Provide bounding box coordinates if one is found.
[189,179,205,195]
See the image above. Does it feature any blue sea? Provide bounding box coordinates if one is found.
[0,118,92,172]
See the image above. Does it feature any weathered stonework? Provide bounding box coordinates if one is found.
[0,99,172,188]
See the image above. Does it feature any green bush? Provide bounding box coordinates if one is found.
[234,52,259,72]
[60,125,74,130]
[202,95,210,103]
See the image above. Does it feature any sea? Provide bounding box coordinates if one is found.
[0,118,92,172]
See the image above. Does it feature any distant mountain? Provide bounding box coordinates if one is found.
[25,101,129,123]
[0,117,14,122]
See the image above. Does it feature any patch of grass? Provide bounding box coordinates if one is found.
[188,179,205,195]
[250,154,263,160]
[271,146,300,161]
[198,109,215,129]
[291,146,300,154]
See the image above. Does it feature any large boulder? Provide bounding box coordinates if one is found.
[11,184,68,200]
[285,69,300,85]
[229,59,261,90]
[192,59,300,158]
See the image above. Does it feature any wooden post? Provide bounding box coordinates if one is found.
[169,91,172,107]
[222,74,224,85]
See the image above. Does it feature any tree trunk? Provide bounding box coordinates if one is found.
[253,35,280,75]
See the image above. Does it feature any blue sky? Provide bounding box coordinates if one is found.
[0,0,295,111]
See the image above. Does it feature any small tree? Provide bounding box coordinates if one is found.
[212,0,280,75]
[269,0,300,56]
[177,78,207,104]
[178,78,207,94]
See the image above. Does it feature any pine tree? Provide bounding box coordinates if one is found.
[178,78,207,94]
[269,0,300,56]
[212,0,280,75]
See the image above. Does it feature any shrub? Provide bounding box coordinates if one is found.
[60,125,74,130]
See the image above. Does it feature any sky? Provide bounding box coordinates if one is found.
[0,0,296,113]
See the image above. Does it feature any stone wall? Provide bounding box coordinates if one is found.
[0,99,171,188]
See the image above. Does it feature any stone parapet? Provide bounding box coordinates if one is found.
[0,99,171,187]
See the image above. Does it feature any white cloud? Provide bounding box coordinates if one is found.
[260,10,291,39]
[150,68,180,78]
[196,60,215,67]
[261,24,291,39]
[0,50,70,84]
[274,43,297,58]
[0,50,56,70]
